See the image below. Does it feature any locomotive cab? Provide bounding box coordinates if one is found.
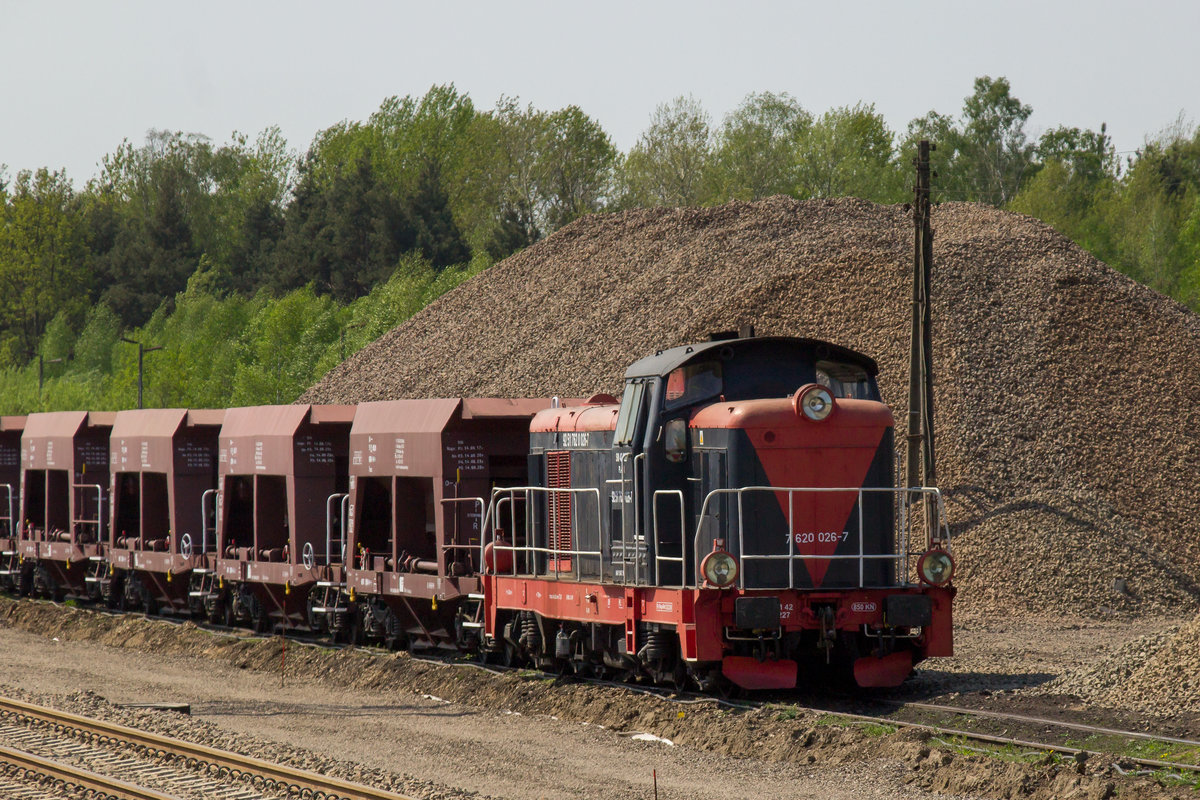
[617,335,893,591]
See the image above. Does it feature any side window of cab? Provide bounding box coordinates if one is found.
[664,362,723,410]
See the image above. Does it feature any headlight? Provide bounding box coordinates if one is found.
[794,384,834,421]
[918,548,954,586]
[701,550,739,587]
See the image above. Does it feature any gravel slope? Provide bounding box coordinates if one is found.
[301,197,1200,617]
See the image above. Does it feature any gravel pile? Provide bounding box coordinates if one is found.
[301,197,1200,617]
[1048,617,1200,714]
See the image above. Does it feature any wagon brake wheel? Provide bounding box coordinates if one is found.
[180,533,193,559]
[302,542,315,571]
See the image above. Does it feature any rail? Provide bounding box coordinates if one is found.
[0,741,176,800]
[691,485,949,591]
[71,482,105,543]
[0,695,416,800]
[441,496,486,569]
[325,492,350,566]
[482,486,604,582]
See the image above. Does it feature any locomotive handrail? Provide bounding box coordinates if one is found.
[483,486,603,582]
[325,493,350,566]
[200,489,218,555]
[630,453,645,585]
[652,490,686,587]
[690,486,950,591]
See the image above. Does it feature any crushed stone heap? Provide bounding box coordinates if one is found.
[301,197,1200,617]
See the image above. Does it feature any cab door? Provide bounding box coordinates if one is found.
[610,379,651,584]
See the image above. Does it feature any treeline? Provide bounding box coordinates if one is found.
[0,77,1197,411]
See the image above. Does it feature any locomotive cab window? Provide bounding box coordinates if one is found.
[814,360,875,400]
[664,362,722,410]
[614,380,648,447]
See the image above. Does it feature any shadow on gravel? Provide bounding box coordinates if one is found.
[898,669,1058,697]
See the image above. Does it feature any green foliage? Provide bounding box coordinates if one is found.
[2,78,1199,413]
[0,168,89,364]
[796,103,906,202]
[712,91,812,201]
[0,250,484,413]
[908,76,1035,204]
[619,95,715,207]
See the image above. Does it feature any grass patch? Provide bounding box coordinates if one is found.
[769,703,802,721]
[814,713,896,736]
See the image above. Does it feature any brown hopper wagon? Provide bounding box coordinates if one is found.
[202,404,354,631]
[103,408,224,613]
[15,411,114,600]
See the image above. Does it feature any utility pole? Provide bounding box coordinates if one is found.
[120,337,165,409]
[906,141,938,538]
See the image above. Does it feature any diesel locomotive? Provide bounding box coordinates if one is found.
[478,332,953,689]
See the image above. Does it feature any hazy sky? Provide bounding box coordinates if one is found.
[3,0,1197,184]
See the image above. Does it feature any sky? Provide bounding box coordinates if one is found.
[2,0,1198,185]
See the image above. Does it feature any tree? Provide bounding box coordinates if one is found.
[712,91,811,200]
[620,95,714,207]
[796,103,904,201]
[906,76,1035,205]
[0,168,89,363]
[536,105,617,230]
[1011,123,1118,257]
[409,160,470,269]
[270,150,416,301]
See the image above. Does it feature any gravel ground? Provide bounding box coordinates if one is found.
[2,599,1197,799]
[300,197,1200,619]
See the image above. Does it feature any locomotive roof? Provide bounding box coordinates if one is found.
[623,336,879,380]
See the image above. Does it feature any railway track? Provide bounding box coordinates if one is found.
[0,696,416,800]
[6,596,1200,787]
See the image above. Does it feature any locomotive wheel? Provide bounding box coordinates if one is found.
[671,663,690,693]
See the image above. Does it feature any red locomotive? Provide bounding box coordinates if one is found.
[477,333,953,689]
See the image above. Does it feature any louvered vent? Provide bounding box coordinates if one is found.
[546,450,572,568]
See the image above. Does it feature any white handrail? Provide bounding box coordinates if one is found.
[325,493,349,566]
[652,489,686,587]
[693,485,950,591]
[201,489,218,555]
[482,486,603,581]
